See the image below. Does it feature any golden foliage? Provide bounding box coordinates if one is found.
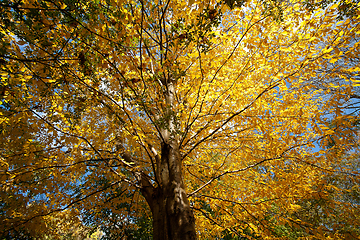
[1,0,359,238]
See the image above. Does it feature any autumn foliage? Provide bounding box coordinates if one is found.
[1,0,360,239]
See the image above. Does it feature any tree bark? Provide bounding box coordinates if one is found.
[139,81,197,239]
[141,142,196,240]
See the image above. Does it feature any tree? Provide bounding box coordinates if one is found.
[269,129,360,239]
[1,0,360,239]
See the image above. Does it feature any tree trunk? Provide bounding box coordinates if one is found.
[139,80,196,239]
[141,142,197,240]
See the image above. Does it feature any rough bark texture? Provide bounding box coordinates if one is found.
[139,81,197,240]
[141,143,196,240]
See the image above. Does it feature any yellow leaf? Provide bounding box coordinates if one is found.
[329,3,339,10]
[329,58,337,63]
[60,3,67,9]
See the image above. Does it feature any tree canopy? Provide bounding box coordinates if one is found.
[1,0,360,239]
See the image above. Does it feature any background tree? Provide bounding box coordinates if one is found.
[1,0,360,239]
